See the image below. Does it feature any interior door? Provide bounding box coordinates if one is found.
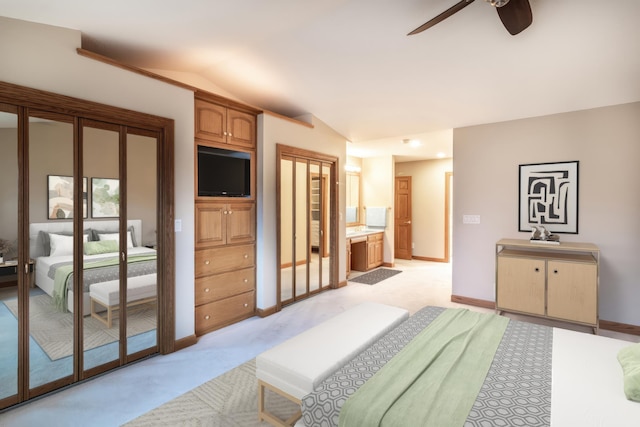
[395,176,412,260]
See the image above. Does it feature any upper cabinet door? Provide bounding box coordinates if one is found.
[227,109,256,149]
[195,100,226,144]
[195,99,256,149]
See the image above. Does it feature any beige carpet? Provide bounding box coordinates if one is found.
[125,359,300,427]
[3,293,156,360]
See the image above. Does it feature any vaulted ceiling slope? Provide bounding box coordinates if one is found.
[1,0,639,147]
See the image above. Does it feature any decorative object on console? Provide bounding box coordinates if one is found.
[530,225,560,245]
[47,175,88,219]
[519,161,579,234]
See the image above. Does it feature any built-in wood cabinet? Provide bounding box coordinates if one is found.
[195,99,256,148]
[350,232,384,272]
[367,233,384,270]
[194,93,259,336]
[195,201,255,248]
[495,239,599,331]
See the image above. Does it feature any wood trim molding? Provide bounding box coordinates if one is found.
[450,295,496,310]
[257,306,278,318]
[413,255,447,263]
[173,335,198,352]
[599,319,640,336]
[77,48,196,91]
[336,280,348,288]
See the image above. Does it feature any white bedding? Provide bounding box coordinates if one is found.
[551,328,640,426]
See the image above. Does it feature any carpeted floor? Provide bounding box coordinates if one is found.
[124,359,299,427]
[349,268,401,285]
[3,293,156,360]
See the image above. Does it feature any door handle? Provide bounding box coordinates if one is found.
[405,221,411,224]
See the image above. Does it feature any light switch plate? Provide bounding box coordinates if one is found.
[175,219,182,232]
[463,214,481,224]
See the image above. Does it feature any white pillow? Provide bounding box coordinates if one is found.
[98,232,134,249]
[49,233,74,257]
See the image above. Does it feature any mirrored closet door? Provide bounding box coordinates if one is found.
[277,145,337,309]
[0,81,173,411]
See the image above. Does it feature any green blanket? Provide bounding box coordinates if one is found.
[338,308,509,427]
[52,254,157,312]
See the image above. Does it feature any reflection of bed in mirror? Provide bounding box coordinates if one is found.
[29,220,157,316]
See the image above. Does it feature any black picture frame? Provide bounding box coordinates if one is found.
[518,161,579,234]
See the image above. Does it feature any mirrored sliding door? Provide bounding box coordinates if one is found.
[0,106,19,405]
[277,145,337,309]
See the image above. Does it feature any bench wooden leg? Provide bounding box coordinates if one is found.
[257,380,302,427]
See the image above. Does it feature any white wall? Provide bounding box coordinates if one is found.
[361,156,395,263]
[453,102,640,326]
[257,113,347,309]
[395,159,452,260]
[0,17,196,339]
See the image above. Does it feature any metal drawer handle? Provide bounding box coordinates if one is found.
[243,303,248,307]
[244,254,248,259]
[204,288,210,293]
[204,315,210,320]
[205,260,210,265]
[244,279,248,283]
[534,267,539,272]
[553,270,558,274]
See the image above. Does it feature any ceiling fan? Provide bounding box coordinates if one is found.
[408,0,532,36]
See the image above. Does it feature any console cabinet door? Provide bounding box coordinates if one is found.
[497,256,545,315]
[195,202,226,248]
[547,260,597,324]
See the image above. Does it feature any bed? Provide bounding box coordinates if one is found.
[29,220,157,316]
[297,306,640,427]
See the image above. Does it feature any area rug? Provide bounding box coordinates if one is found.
[349,268,402,285]
[124,359,300,426]
[3,293,156,361]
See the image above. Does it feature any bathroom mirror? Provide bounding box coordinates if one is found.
[346,172,360,226]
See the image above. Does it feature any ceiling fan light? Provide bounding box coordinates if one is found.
[486,0,510,7]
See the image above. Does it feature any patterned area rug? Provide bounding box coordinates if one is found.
[125,359,300,426]
[349,268,402,285]
[3,293,156,360]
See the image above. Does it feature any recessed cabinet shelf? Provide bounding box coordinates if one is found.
[495,238,600,332]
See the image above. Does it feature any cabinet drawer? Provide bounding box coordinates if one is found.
[195,244,255,277]
[195,267,255,305]
[195,291,255,335]
[367,233,383,242]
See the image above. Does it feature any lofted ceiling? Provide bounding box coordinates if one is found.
[1,0,639,161]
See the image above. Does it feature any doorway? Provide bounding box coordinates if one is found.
[276,145,337,310]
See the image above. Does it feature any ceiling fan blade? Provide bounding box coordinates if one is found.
[496,0,532,35]
[408,0,476,36]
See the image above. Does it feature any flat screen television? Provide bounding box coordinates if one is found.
[197,145,251,197]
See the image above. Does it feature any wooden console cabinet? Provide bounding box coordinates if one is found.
[194,92,259,336]
[495,239,599,331]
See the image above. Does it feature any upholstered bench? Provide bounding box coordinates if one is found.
[89,274,157,328]
[256,302,409,427]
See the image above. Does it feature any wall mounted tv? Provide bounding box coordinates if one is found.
[198,145,251,197]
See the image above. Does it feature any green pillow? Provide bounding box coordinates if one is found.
[618,342,640,402]
[84,240,119,255]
